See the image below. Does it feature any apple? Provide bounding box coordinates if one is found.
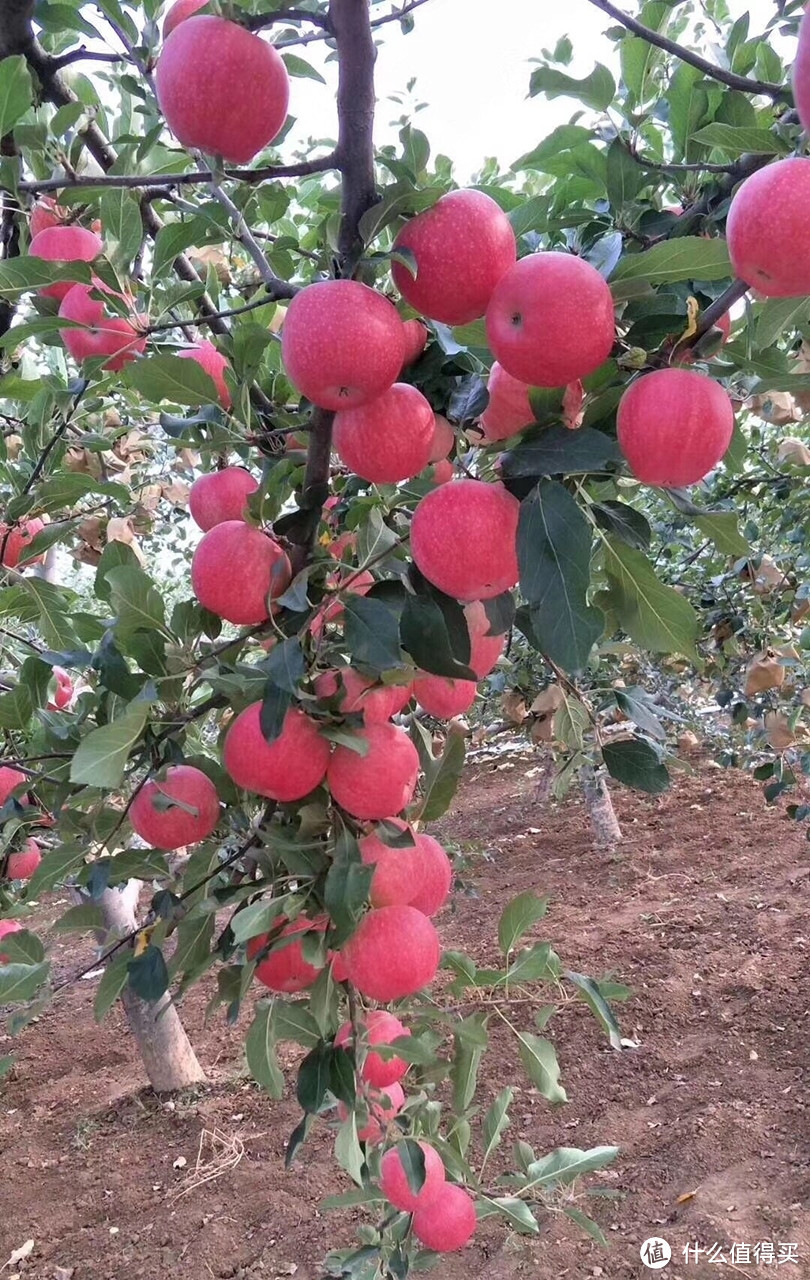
[359,820,420,908]
[428,459,455,485]
[130,764,219,850]
[189,467,258,531]
[428,413,455,462]
[313,567,375,634]
[465,601,506,678]
[163,0,207,38]
[30,196,68,239]
[412,1182,477,1251]
[156,16,290,164]
[337,1081,405,1143]
[0,766,29,806]
[413,673,477,719]
[410,479,519,601]
[795,4,810,134]
[486,252,615,387]
[248,916,327,993]
[315,667,412,723]
[0,519,45,569]
[59,281,146,372]
[0,919,23,962]
[381,1141,446,1213]
[408,834,452,916]
[6,839,41,881]
[327,722,420,819]
[340,905,440,1000]
[392,190,516,326]
[617,368,734,487]
[191,520,291,624]
[334,1009,411,1087]
[333,382,435,484]
[480,361,534,442]
[401,318,428,368]
[282,280,406,411]
[29,226,103,301]
[224,703,330,801]
[726,158,810,297]
[177,340,232,408]
[48,666,73,710]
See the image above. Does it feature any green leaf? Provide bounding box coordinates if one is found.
[692,511,748,557]
[230,897,288,945]
[334,1114,365,1186]
[692,122,788,157]
[756,297,810,348]
[529,63,616,111]
[516,1033,567,1103]
[169,911,215,979]
[554,693,590,752]
[106,565,168,635]
[342,595,402,670]
[517,479,603,674]
[603,538,699,660]
[246,1004,284,1099]
[0,56,33,137]
[512,124,591,172]
[563,1205,609,1246]
[324,859,373,944]
[296,1042,332,1113]
[0,960,50,1004]
[482,1087,513,1165]
[152,219,209,280]
[0,929,44,965]
[0,654,50,729]
[52,903,105,933]
[271,1001,322,1049]
[127,944,169,1003]
[611,237,732,290]
[70,699,151,788]
[260,636,305,694]
[565,970,623,1050]
[606,139,645,211]
[613,686,665,740]
[498,891,549,955]
[259,682,291,744]
[398,1138,427,1196]
[400,593,474,680]
[412,720,466,821]
[525,1144,619,1190]
[591,500,651,551]
[502,428,620,479]
[127,353,220,407]
[94,952,131,1022]
[450,1014,487,1111]
[505,942,560,985]
[603,737,670,795]
[281,52,326,83]
[19,578,77,650]
[478,1197,539,1235]
[99,189,143,273]
[0,257,93,299]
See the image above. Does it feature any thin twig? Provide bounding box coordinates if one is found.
[245,6,333,32]
[51,47,125,70]
[18,153,338,194]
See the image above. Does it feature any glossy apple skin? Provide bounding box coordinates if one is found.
[327,723,420,820]
[58,282,146,372]
[410,479,519,601]
[726,157,810,298]
[412,1183,477,1252]
[617,368,734,488]
[189,467,258,531]
[224,704,330,802]
[381,1141,446,1212]
[281,280,405,411]
[340,905,441,1001]
[190,521,291,624]
[29,226,103,300]
[163,0,207,38]
[156,16,290,164]
[0,519,45,569]
[177,340,232,408]
[392,190,516,326]
[129,764,220,851]
[486,252,615,387]
[480,361,534,441]
[333,383,434,483]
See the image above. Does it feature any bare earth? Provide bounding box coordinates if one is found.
[1,757,808,1280]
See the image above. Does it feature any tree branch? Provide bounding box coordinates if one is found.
[273,0,431,48]
[690,278,749,347]
[245,6,333,32]
[18,153,338,195]
[586,0,789,100]
[333,0,378,272]
[50,47,125,69]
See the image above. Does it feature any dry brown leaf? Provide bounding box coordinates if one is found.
[106,516,145,564]
[744,650,785,696]
[104,407,122,430]
[800,689,810,708]
[675,1190,697,1205]
[3,1239,34,1270]
[777,436,810,467]
[677,730,700,755]
[4,434,22,459]
[77,516,105,551]
[763,711,794,751]
[749,391,800,426]
[529,685,565,717]
[161,480,190,507]
[501,690,528,725]
[740,554,785,595]
[64,447,102,478]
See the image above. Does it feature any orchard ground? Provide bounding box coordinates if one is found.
[1,757,808,1280]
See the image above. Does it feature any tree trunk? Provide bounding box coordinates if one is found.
[32,545,59,583]
[581,763,623,850]
[79,879,207,1093]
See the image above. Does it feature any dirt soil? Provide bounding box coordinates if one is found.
[1,756,808,1280]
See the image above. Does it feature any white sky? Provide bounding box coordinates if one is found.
[283,0,781,179]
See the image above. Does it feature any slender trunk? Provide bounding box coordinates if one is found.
[77,879,206,1092]
[581,763,623,850]
[32,545,59,583]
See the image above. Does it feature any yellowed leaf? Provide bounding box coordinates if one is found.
[744,650,785,696]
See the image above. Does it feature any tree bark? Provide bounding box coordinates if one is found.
[80,880,207,1093]
[581,763,623,850]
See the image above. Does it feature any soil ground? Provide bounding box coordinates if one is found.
[1,755,808,1280]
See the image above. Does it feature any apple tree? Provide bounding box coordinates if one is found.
[1,0,810,1268]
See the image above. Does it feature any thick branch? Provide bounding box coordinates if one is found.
[690,278,749,348]
[51,47,124,69]
[587,0,788,99]
[18,153,338,195]
[332,0,378,272]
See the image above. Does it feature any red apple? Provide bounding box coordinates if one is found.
[0,519,45,569]
[428,458,455,485]
[333,382,434,484]
[401,318,428,368]
[6,839,41,881]
[177,340,232,408]
[248,916,327,993]
[408,834,452,917]
[480,361,534,442]
[163,0,207,38]
[726,158,810,297]
[191,520,291,624]
[381,1141,446,1212]
[359,821,420,909]
[0,767,28,807]
[412,1183,477,1251]
[327,722,419,819]
[340,905,440,1000]
[224,703,330,801]
[465,600,506,678]
[30,196,68,239]
[156,16,290,164]
[29,226,103,301]
[59,281,146,372]
[795,4,810,135]
[313,567,375,633]
[334,1009,411,1087]
[486,252,615,387]
[392,190,516,326]
[48,666,73,710]
[410,479,519,601]
[413,673,477,720]
[282,280,405,411]
[130,764,219,850]
[617,368,734,487]
[189,467,258,531]
[315,667,412,724]
[428,413,455,462]
[337,1081,405,1143]
[0,919,23,962]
